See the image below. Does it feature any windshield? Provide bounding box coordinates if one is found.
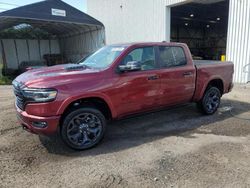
[79,46,125,69]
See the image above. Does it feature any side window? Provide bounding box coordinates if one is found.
[121,47,156,70]
[129,48,143,62]
[158,46,187,68]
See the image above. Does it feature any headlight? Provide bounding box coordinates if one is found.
[22,88,57,102]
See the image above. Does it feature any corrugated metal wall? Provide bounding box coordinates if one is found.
[226,0,250,83]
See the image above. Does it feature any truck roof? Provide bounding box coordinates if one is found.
[109,42,186,47]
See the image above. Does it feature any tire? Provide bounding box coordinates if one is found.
[197,87,221,115]
[61,107,106,150]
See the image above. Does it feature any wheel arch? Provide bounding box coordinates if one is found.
[58,94,116,121]
[194,77,225,102]
[206,79,224,95]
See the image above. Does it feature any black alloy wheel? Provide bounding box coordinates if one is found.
[198,87,221,115]
[61,107,106,150]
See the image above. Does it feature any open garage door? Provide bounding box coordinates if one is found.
[170,0,229,60]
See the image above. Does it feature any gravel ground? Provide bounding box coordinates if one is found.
[0,84,250,188]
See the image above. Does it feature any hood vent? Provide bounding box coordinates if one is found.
[65,65,87,71]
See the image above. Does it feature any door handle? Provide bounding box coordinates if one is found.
[183,72,193,77]
[147,75,159,80]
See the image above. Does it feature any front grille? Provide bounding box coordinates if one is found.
[16,96,25,110]
[13,82,25,110]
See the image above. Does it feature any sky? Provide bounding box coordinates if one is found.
[0,0,87,12]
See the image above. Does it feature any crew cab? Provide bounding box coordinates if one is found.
[13,42,234,150]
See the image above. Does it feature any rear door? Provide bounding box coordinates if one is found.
[113,46,162,117]
[157,45,196,106]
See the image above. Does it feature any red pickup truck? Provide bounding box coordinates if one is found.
[13,42,234,150]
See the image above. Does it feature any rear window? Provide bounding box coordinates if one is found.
[158,46,187,68]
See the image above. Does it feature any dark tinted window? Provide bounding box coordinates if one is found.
[158,46,187,68]
[121,47,156,70]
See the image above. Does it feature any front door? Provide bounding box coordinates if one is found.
[112,46,162,117]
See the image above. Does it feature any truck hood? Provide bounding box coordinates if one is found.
[15,64,102,88]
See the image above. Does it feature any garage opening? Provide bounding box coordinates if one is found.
[170,0,229,60]
[0,0,105,75]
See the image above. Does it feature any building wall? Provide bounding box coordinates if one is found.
[87,0,250,83]
[87,0,167,44]
[226,0,250,83]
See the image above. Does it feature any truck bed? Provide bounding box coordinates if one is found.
[192,60,234,101]
[194,60,228,65]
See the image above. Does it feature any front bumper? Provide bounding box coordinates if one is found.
[15,103,60,135]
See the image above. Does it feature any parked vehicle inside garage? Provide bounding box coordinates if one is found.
[12,42,234,150]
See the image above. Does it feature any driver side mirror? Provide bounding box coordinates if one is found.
[118,61,141,73]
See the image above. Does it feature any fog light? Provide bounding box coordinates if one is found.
[32,121,47,128]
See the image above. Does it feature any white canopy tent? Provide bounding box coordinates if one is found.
[0,0,105,73]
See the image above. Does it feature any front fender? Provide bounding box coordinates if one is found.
[57,92,117,118]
